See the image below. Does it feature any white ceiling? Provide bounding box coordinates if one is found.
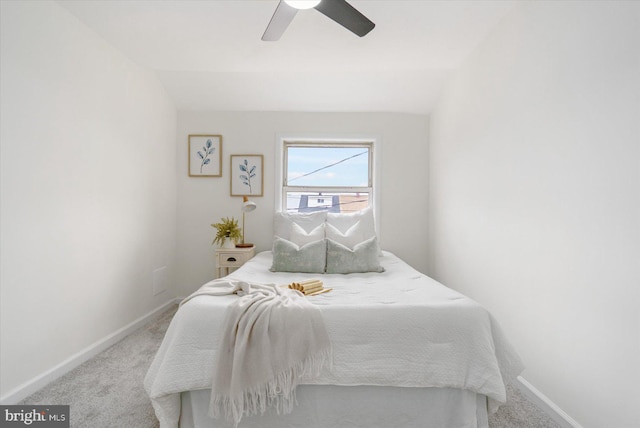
[57,0,515,114]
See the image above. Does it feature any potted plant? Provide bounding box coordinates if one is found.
[211,217,242,248]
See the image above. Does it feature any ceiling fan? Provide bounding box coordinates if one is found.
[262,0,375,41]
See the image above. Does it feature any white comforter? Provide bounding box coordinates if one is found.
[145,251,524,428]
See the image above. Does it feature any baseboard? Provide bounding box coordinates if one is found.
[0,298,181,405]
[516,376,583,428]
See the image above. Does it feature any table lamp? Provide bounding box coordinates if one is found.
[237,196,257,247]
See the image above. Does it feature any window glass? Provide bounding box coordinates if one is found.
[286,147,369,187]
[285,191,370,213]
[283,142,373,214]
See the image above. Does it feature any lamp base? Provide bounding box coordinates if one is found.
[236,243,254,248]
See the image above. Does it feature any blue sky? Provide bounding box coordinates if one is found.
[287,147,369,187]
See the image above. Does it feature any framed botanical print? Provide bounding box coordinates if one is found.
[188,135,222,177]
[230,154,263,196]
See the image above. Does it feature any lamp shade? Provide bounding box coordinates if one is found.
[241,196,257,212]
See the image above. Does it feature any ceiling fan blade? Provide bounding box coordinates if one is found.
[262,1,298,41]
[314,0,375,37]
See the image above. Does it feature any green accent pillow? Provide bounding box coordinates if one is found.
[326,237,384,274]
[270,237,327,273]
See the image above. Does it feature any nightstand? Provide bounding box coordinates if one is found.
[214,246,255,278]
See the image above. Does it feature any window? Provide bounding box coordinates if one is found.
[281,141,374,214]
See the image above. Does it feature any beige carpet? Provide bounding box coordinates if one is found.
[21,304,561,427]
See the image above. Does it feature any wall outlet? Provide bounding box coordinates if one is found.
[152,266,168,296]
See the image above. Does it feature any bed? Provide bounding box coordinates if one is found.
[145,210,524,428]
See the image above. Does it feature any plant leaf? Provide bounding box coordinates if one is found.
[239,164,247,172]
[249,166,256,174]
[206,139,212,148]
[204,158,210,165]
[197,151,204,159]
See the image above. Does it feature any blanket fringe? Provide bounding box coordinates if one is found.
[209,346,332,426]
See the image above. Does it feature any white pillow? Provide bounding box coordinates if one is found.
[273,211,327,242]
[270,237,326,273]
[326,206,376,238]
[326,221,366,250]
[289,222,325,247]
[326,207,380,254]
[326,237,384,274]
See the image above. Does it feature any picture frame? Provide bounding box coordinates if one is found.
[188,135,222,177]
[230,155,264,196]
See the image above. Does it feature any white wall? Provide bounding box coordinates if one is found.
[176,111,429,296]
[0,1,177,399]
[429,2,639,427]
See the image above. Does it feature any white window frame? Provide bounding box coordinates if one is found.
[274,133,381,232]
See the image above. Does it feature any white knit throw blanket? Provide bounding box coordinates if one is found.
[181,280,332,426]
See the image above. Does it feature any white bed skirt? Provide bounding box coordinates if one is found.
[179,385,489,428]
